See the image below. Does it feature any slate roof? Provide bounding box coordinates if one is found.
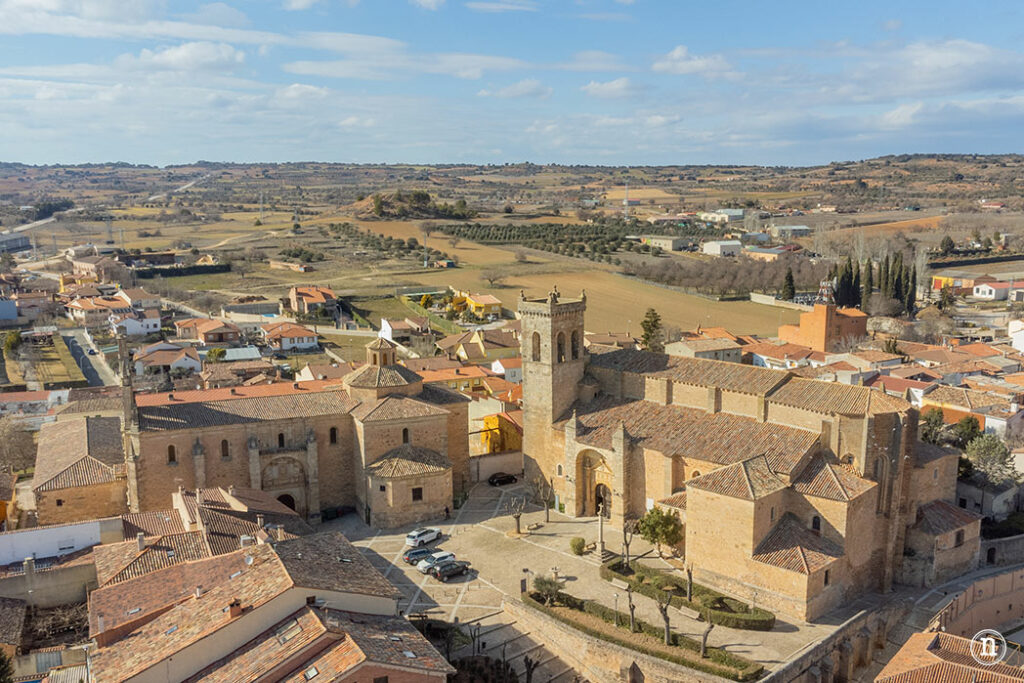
[686,455,787,501]
[752,513,843,574]
[558,396,819,474]
[0,596,26,646]
[588,348,790,395]
[913,500,981,536]
[343,363,422,389]
[138,391,357,431]
[33,416,124,492]
[350,395,450,422]
[791,455,875,502]
[365,444,452,479]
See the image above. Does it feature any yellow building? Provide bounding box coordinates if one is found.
[452,291,503,317]
[481,410,523,453]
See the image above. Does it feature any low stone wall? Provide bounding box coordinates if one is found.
[981,534,1024,568]
[748,292,814,311]
[469,451,523,483]
[0,560,97,608]
[503,597,726,683]
[929,565,1024,638]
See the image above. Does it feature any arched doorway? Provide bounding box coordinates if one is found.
[575,449,613,517]
[988,547,997,565]
[278,494,296,510]
[595,484,611,518]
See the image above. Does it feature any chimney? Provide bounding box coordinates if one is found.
[136,532,145,551]
[275,524,285,542]
[228,599,242,619]
[228,484,236,496]
[239,535,254,548]
[194,585,202,599]
[256,514,265,529]
[293,382,300,390]
[230,388,238,395]
[167,393,174,401]
[196,489,204,508]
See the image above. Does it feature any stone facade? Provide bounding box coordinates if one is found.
[122,339,469,529]
[35,479,127,526]
[518,291,974,622]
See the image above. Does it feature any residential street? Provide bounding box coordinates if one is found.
[64,328,119,386]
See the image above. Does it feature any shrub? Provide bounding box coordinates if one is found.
[569,537,586,555]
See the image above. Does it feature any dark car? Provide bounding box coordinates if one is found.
[403,547,435,565]
[488,472,517,486]
[431,560,470,582]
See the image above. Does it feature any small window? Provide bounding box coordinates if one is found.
[959,498,967,508]
[304,667,319,681]
[168,445,176,463]
[933,468,938,480]
[955,530,965,547]
[824,570,830,586]
[402,428,410,444]
[691,471,701,478]
[379,485,386,492]
[556,464,563,477]
[221,439,229,458]
[770,507,775,522]
[278,433,285,448]
[412,487,423,502]
[811,516,821,533]
[373,677,389,683]
[306,595,317,605]
[56,499,64,507]
[275,619,302,644]
[329,427,337,445]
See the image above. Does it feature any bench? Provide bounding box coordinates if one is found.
[526,523,542,531]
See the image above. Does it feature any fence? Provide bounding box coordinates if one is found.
[748,292,814,311]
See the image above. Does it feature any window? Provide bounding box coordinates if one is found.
[329,427,337,445]
[56,499,64,507]
[278,433,285,448]
[221,439,229,458]
[556,332,566,363]
[770,507,775,522]
[304,667,319,681]
[959,498,967,508]
[168,445,176,464]
[955,530,965,547]
[275,619,302,645]
[691,471,701,478]
[933,468,938,480]
[824,570,830,586]
[402,428,410,444]
[811,516,821,533]
[412,487,423,502]
[556,464,563,476]
[373,677,390,683]
[531,332,541,362]
[379,485,386,492]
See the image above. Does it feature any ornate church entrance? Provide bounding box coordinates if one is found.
[575,449,613,517]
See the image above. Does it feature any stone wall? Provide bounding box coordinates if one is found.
[929,565,1024,637]
[35,480,128,526]
[469,451,523,483]
[981,533,1024,568]
[0,559,97,608]
[503,597,726,683]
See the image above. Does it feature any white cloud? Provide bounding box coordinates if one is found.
[275,83,329,101]
[580,77,640,99]
[180,3,250,28]
[613,0,636,4]
[556,50,630,72]
[410,0,445,8]
[338,115,375,128]
[116,42,245,72]
[879,102,921,129]
[652,45,735,79]
[478,78,551,98]
[283,0,321,10]
[465,0,537,12]
[882,18,902,31]
[286,51,525,80]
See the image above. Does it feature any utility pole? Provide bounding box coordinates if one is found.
[259,189,264,222]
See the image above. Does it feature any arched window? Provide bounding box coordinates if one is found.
[811,515,821,533]
[556,464,563,476]
[220,439,229,458]
[402,428,410,444]
[691,470,701,479]
[571,330,580,360]
[278,433,285,448]
[167,445,176,464]
[531,332,541,362]
[556,332,566,363]
[329,427,338,445]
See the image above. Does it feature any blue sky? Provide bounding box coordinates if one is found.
[1,0,1023,166]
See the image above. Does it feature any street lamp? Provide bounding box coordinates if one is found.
[614,593,619,627]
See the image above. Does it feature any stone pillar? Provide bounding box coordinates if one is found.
[611,420,629,526]
[248,435,261,490]
[192,438,206,489]
[305,429,321,523]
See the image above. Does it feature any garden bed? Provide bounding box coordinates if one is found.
[521,591,762,681]
[601,560,775,631]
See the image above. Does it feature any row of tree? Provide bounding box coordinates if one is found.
[781,253,918,317]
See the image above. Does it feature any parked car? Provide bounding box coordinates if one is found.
[87,349,97,355]
[405,527,442,547]
[431,560,471,582]
[416,551,455,574]
[403,547,435,565]
[488,472,517,486]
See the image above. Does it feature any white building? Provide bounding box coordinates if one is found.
[110,310,161,337]
[770,225,812,240]
[702,240,742,257]
[973,282,1011,300]
[491,356,523,383]
[261,322,319,351]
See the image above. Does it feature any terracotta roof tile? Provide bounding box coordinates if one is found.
[343,364,422,389]
[138,391,357,431]
[877,632,1024,682]
[687,455,786,500]
[913,500,982,536]
[792,455,875,501]
[33,416,124,492]
[94,531,211,586]
[752,513,843,574]
[768,377,910,415]
[350,395,449,422]
[589,348,790,395]
[273,532,402,599]
[365,445,451,479]
[658,490,687,510]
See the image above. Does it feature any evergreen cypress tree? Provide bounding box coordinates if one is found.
[782,267,796,301]
[880,253,890,297]
[892,253,904,302]
[852,260,861,308]
[863,259,873,310]
[905,266,917,316]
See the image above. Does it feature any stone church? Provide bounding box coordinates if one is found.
[120,338,469,529]
[519,289,980,621]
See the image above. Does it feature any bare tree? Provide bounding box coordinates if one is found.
[0,417,35,472]
[523,655,539,683]
[686,564,694,602]
[700,622,715,659]
[621,517,637,567]
[514,248,528,263]
[419,222,435,247]
[626,584,637,633]
[504,495,526,535]
[529,476,554,523]
[480,270,507,288]
[448,234,461,249]
[656,589,672,646]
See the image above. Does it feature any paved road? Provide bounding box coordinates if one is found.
[64,328,119,386]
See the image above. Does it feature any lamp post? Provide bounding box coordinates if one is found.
[614,593,619,627]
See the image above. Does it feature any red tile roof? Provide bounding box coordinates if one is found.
[912,500,981,536]
[752,513,842,574]
[791,455,875,501]
[877,632,1024,682]
[687,455,786,500]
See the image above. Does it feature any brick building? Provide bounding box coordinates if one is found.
[518,289,972,621]
[122,338,469,529]
[778,303,868,352]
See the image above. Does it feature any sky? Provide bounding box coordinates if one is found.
[1,0,1023,166]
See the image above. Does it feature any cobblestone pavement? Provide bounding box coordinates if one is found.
[323,482,860,675]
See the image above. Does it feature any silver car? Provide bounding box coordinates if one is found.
[416,551,455,573]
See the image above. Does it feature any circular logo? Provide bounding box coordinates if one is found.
[970,629,1008,666]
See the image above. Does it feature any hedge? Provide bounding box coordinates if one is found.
[601,560,775,632]
[520,591,763,682]
[398,295,462,335]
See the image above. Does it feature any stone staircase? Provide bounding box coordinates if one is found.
[454,610,584,682]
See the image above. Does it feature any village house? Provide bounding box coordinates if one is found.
[665,337,742,362]
[702,240,742,257]
[920,384,1024,438]
[66,296,132,327]
[114,287,161,311]
[380,316,432,344]
[778,302,868,352]
[742,340,816,369]
[518,289,971,621]
[491,356,523,383]
[260,321,318,351]
[109,309,161,337]
[583,331,640,350]
[174,318,242,345]
[199,359,277,389]
[295,361,362,383]
[973,281,1014,300]
[451,291,503,318]
[288,285,337,316]
[133,343,202,376]
[436,328,519,362]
